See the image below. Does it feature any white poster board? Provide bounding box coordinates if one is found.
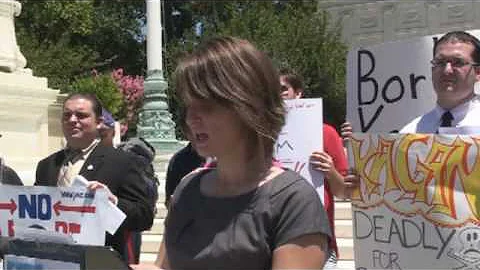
[0,185,125,246]
[275,98,324,202]
[346,30,480,133]
[350,133,480,269]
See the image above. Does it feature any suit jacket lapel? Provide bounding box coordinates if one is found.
[79,144,106,180]
[48,151,66,186]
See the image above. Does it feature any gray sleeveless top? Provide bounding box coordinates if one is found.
[165,169,331,269]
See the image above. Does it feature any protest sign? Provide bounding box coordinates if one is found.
[0,185,125,246]
[349,133,480,269]
[346,29,480,133]
[275,98,324,202]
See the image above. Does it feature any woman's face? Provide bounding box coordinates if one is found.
[185,98,249,159]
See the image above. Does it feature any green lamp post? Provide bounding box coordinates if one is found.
[137,0,183,155]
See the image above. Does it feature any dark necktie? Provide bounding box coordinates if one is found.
[440,111,453,127]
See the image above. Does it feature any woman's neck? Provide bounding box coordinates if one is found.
[216,154,270,186]
[203,148,281,197]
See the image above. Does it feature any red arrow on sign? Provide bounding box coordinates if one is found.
[0,199,17,215]
[53,201,96,216]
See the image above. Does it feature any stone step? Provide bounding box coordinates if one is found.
[153,154,173,174]
[335,219,353,238]
[141,234,163,253]
[143,218,353,241]
[139,250,355,268]
[337,259,356,269]
[337,237,354,260]
[139,235,355,260]
[155,206,167,219]
[335,201,352,220]
[153,201,352,219]
[140,252,158,263]
[140,251,355,268]
[143,218,164,235]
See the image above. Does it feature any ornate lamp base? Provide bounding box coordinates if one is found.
[137,70,183,155]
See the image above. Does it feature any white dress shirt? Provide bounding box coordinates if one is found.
[57,139,100,186]
[400,95,480,134]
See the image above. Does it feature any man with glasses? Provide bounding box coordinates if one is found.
[400,30,480,133]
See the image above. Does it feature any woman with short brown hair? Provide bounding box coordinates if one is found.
[138,36,331,270]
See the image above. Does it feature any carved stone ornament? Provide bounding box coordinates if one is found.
[137,110,176,140]
[0,0,27,73]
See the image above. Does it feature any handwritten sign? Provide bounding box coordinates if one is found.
[275,98,324,202]
[350,133,480,269]
[346,29,480,133]
[0,185,125,246]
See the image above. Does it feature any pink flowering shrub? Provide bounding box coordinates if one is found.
[111,68,145,128]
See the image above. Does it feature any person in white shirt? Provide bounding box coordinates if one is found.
[400,30,480,133]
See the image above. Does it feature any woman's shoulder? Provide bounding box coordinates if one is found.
[265,169,331,247]
[267,169,314,198]
[170,168,213,205]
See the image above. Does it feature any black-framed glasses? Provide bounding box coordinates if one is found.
[430,57,480,68]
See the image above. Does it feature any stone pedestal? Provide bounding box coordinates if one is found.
[0,72,62,185]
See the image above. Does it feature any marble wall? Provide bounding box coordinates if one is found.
[319,0,480,48]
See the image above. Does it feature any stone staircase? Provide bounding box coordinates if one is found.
[335,201,355,269]
[139,155,356,268]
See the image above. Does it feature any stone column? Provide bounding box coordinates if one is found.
[137,0,182,155]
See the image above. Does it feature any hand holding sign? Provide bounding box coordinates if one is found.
[310,151,334,179]
[343,170,360,199]
[340,122,353,142]
[87,181,118,205]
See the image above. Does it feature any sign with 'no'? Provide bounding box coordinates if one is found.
[0,185,125,246]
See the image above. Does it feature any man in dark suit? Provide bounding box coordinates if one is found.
[34,93,154,263]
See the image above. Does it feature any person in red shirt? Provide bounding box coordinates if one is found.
[280,69,358,268]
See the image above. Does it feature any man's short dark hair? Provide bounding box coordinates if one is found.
[63,93,103,119]
[434,31,480,63]
[279,68,304,92]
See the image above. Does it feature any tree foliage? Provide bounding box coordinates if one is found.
[68,71,125,117]
[15,0,146,91]
[164,1,347,129]
[13,0,347,138]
